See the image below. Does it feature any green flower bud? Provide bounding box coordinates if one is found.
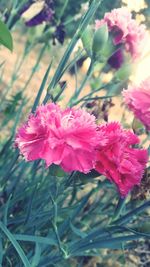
[81,26,93,56]
[92,24,108,60]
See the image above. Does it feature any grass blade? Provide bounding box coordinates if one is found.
[13,234,57,246]
[31,243,41,267]
[113,200,150,225]
[32,60,53,112]
[70,234,145,254]
[0,221,31,267]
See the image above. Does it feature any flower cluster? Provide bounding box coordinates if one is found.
[15,103,148,197]
[95,7,147,59]
[123,77,150,131]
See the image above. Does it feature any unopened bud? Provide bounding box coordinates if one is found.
[92,24,108,59]
[81,26,93,56]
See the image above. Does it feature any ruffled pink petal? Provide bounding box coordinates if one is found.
[95,7,148,59]
[15,103,99,173]
[95,122,148,196]
[61,149,96,174]
[123,77,150,130]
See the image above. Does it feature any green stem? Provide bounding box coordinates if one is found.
[6,0,19,28]
[6,0,27,29]
[74,87,104,105]
[12,99,27,135]
[22,43,47,92]
[1,152,19,182]
[53,82,67,103]
[69,60,94,106]
[32,60,52,112]
[24,161,40,224]
[50,193,69,259]
[57,0,69,24]
[52,223,69,259]
[44,0,102,104]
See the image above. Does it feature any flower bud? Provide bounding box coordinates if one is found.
[81,26,93,56]
[92,24,108,60]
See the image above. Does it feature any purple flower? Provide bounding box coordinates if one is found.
[54,24,66,45]
[108,49,124,69]
[21,0,54,27]
[25,7,53,27]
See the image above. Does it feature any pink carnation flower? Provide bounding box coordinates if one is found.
[123,77,150,131]
[15,103,100,173]
[95,122,148,196]
[95,7,148,59]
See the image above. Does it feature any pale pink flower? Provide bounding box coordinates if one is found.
[123,77,150,131]
[95,122,148,196]
[15,103,100,173]
[95,7,148,59]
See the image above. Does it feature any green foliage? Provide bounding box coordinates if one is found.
[0,222,31,267]
[0,19,13,51]
[3,91,23,116]
[54,0,88,36]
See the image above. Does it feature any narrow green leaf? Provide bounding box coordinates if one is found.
[31,243,41,267]
[113,200,150,225]
[0,221,31,267]
[111,196,127,222]
[0,236,3,265]
[0,19,13,51]
[3,194,12,226]
[71,234,145,253]
[72,242,135,255]
[14,234,57,246]
[58,190,93,237]
[2,152,19,182]
[83,95,118,101]
[120,226,150,238]
[32,60,53,113]
[70,222,87,238]
[53,81,67,102]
